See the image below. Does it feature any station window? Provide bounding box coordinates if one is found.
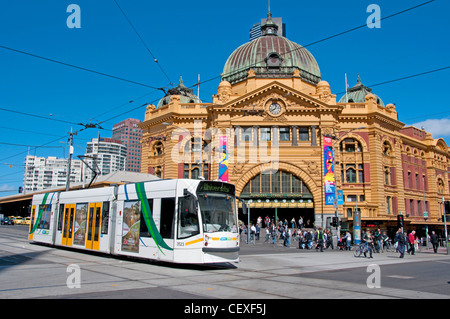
[298,127,309,141]
[279,127,290,141]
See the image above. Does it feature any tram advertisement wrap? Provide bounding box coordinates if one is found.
[323,136,335,205]
[122,201,141,252]
[218,136,229,182]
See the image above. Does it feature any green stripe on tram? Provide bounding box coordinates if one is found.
[135,182,173,254]
[29,193,49,234]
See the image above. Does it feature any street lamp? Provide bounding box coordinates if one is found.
[323,126,366,239]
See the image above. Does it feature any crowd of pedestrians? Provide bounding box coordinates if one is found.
[238,215,445,257]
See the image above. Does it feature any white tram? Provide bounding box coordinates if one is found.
[29,179,239,264]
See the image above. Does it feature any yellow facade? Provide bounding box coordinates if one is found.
[139,15,450,236]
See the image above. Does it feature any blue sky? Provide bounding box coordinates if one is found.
[0,0,449,197]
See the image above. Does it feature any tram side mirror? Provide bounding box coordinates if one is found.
[182,189,198,211]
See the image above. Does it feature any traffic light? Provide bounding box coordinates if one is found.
[18,186,23,193]
[397,214,404,227]
[332,217,339,227]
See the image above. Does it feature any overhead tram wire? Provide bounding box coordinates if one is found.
[0,44,163,91]
[188,0,437,91]
[113,0,174,87]
[334,65,450,95]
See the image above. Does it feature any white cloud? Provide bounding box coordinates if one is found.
[410,118,450,140]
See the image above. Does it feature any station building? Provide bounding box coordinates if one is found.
[139,11,450,237]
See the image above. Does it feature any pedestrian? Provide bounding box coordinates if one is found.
[284,228,291,247]
[314,227,324,252]
[408,230,416,255]
[363,230,373,258]
[344,231,352,250]
[394,228,406,258]
[430,231,439,253]
[250,224,256,244]
[325,229,334,250]
[291,217,296,229]
[374,228,382,253]
[271,225,277,245]
[298,216,303,230]
[264,227,270,243]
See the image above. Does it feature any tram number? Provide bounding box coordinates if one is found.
[176,242,185,247]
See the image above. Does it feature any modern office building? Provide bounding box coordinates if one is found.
[83,137,127,181]
[250,17,285,41]
[112,118,143,172]
[23,155,83,192]
[139,9,450,238]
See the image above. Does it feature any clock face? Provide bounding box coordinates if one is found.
[269,102,282,115]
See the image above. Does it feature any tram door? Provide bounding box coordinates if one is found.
[62,204,75,246]
[86,203,102,250]
[28,206,36,240]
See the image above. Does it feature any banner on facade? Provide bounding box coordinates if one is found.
[218,136,229,182]
[323,136,335,205]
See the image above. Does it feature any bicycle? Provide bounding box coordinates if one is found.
[382,239,395,253]
[353,242,372,257]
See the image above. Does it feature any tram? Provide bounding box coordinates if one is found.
[28,179,239,264]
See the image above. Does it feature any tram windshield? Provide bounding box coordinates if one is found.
[198,193,237,233]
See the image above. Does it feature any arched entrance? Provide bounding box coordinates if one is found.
[238,169,315,228]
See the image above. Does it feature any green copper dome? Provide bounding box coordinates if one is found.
[157,76,201,108]
[339,75,384,106]
[221,12,321,85]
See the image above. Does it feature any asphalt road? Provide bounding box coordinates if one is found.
[1,224,449,302]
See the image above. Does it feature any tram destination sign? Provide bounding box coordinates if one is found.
[197,181,235,195]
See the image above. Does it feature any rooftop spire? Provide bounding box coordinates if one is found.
[261,0,278,36]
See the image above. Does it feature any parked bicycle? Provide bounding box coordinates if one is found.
[382,238,395,253]
[353,242,372,257]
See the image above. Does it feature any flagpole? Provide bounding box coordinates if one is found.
[345,72,349,103]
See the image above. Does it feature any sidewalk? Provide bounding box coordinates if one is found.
[240,233,449,256]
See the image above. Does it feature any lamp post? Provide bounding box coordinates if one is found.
[323,126,366,239]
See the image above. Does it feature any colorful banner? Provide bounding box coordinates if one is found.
[218,136,229,182]
[323,136,335,205]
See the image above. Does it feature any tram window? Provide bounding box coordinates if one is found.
[57,205,64,231]
[177,196,200,239]
[160,197,175,239]
[140,199,154,238]
[198,194,237,233]
[101,201,109,235]
[38,204,51,230]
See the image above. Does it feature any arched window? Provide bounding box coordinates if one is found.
[437,178,444,194]
[152,141,164,156]
[340,138,362,153]
[241,171,311,197]
[382,141,392,156]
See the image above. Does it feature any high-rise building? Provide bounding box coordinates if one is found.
[250,17,286,41]
[23,155,83,192]
[84,137,127,181]
[112,118,142,172]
